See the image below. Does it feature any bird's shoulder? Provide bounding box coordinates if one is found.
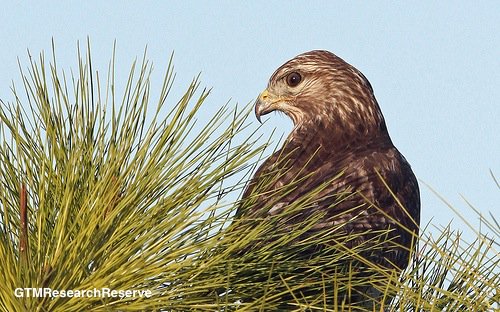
[238,138,418,219]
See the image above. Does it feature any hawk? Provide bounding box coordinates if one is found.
[236,50,420,307]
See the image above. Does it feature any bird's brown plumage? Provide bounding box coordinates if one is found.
[236,50,420,305]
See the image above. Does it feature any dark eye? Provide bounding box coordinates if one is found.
[286,72,302,87]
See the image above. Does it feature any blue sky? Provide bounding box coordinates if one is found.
[1,2,498,236]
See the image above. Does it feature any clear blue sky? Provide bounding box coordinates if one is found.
[1,2,498,236]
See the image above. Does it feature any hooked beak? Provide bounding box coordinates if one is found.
[254,89,278,123]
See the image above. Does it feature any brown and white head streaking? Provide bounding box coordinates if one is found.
[255,50,386,139]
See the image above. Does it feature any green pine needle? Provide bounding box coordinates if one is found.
[0,42,498,311]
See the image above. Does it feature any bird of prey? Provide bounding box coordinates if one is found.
[236,50,420,308]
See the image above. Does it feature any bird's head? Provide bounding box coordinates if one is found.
[255,50,386,136]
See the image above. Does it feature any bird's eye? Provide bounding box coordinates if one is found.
[286,72,302,87]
